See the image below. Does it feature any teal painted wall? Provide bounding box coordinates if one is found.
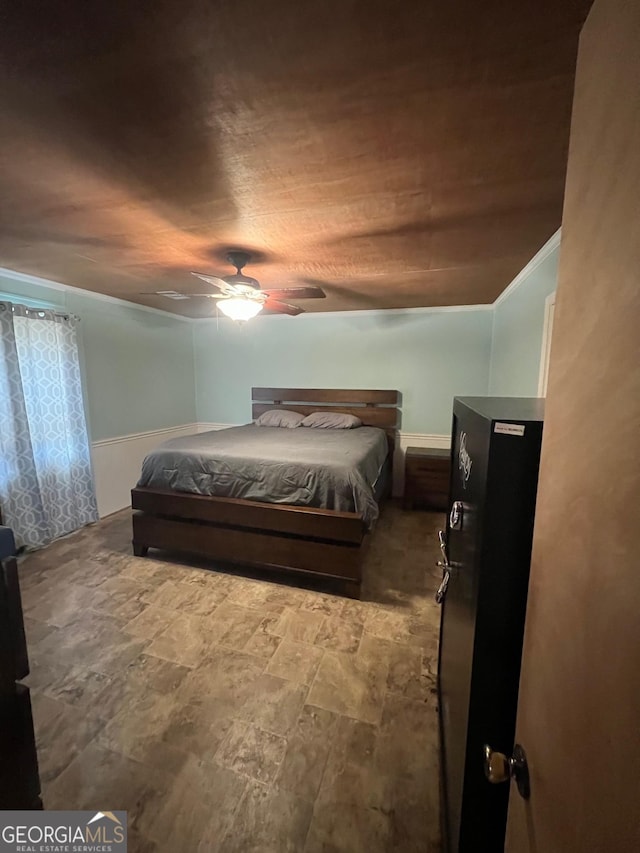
[488,245,559,396]
[0,274,196,441]
[193,309,493,434]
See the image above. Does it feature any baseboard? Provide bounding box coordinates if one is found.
[91,422,451,516]
[195,423,236,432]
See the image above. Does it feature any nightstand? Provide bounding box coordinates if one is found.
[403,447,451,511]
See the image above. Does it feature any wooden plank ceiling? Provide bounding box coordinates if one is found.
[0,0,591,316]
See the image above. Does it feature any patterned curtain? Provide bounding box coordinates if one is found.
[0,301,98,548]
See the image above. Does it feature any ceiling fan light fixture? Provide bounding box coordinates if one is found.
[218,297,263,322]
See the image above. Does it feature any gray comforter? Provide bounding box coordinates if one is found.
[137,424,388,528]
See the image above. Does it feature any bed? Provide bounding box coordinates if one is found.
[131,388,400,597]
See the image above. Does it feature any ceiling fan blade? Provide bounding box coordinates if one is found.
[184,293,228,298]
[261,286,326,300]
[300,278,377,307]
[263,298,305,316]
[138,291,227,299]
[191,271,238,294]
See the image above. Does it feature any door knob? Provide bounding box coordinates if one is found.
[483,744,530,799]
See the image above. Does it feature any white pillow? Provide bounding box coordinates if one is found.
[301,411,362,429]
[255,409,304,428]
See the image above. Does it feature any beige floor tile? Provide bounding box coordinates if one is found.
[44,742,168,830]
[20,504,442,853]
[243,629,282,660]
[235,673,309,736]
[161,703,234,764]
[276,705,337,802]
[179,647,266,719]
[306,649,388,725]
[266,639,324,685]
[301,592,346,616]
[31,694,105,785]
[217,721,288,784]
[97,689,186,775]
[315,614,364,653]
[42,665,113,708]
[206,601,266,649]
[143,753,247,851]
[219,781,314,853]
[146,612,213,667]
[88,634,150,677]
[121,653,192,694]
[225,578,273,609]
[363,607,412,644]
[123,604,179,639]
[304,800,391,853]
[90,575,154,621]
[273,608,324,643]
[144,577,228,615]
[25,583,102,627]
[359,633,433,701]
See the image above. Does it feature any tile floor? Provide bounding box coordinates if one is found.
[19,503,444,852]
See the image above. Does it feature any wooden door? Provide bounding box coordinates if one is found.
[505,0,640,850]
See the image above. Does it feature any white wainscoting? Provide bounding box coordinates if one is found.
[91,423,199,518]
[91,422,451,516]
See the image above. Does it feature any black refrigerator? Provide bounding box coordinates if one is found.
[437,397,544,852]
[0,530,42,810]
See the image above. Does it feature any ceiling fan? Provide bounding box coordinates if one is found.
[144,251,326,321]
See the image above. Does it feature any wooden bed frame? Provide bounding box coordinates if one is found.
[131,388,400,597]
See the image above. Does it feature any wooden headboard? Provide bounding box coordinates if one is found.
[251,388,400,452]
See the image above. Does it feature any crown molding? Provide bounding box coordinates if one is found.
[492,228,561,307]
[0,268,69,292]
[1,232,561,324]
[191,301,494,323]
[0,268,192,322]
[0,266,492,323]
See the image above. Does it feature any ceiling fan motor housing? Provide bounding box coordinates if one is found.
[224,251,260,291]
[226,250,251,270]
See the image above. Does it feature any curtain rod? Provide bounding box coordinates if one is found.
[0,302,80,322]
